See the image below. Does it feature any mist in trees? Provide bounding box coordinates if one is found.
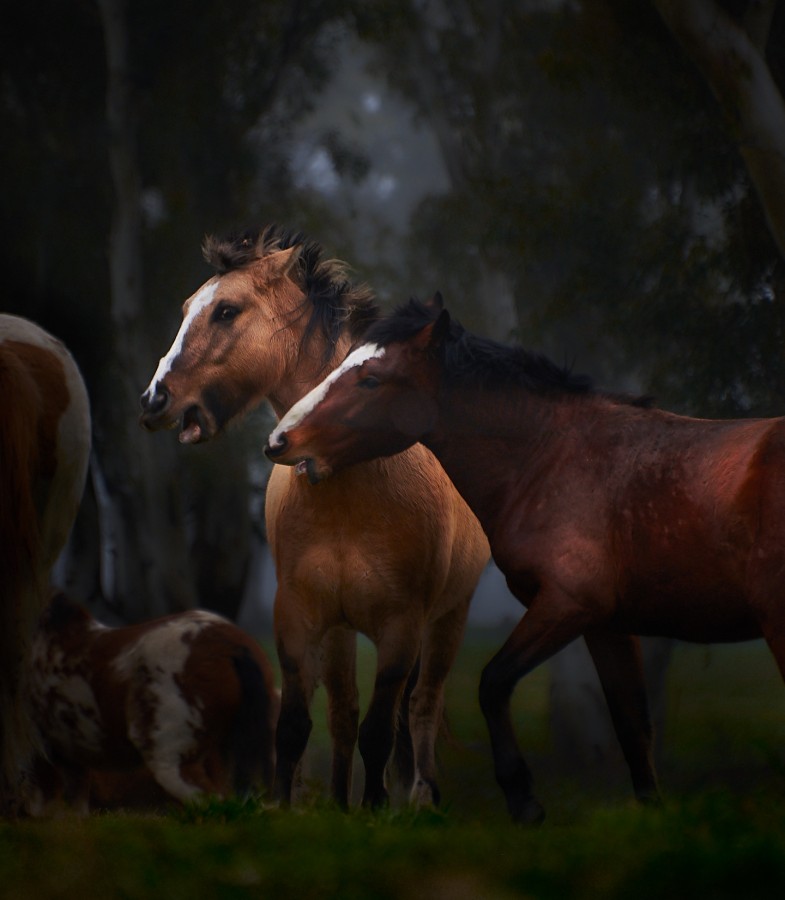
[2,0,784,770]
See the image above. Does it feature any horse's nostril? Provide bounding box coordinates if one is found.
[141,386,169,415]
[265,433,288,459]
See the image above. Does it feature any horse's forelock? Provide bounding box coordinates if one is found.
[202,225,305,275]
[202,230,263,275]
[202,225,379,361]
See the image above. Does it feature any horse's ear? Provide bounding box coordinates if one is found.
[425,291,444,312]
[430,308,450,346]
[413,308,450,352]
[266,245,301,280]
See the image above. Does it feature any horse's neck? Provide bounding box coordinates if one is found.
[267,331,356,421]
[423,387,570,533]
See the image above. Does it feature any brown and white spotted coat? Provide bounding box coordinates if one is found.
[0,314,91,814]
[29,593,278,813]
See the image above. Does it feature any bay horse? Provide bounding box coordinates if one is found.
[29,592,278,813]
[0,314,91,814]
[266,294,785,823]
[138,227,489,809]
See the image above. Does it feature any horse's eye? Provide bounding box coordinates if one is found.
[359,375,380,389]
[213,304,239,323]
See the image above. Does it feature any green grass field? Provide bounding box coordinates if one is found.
[3,633,785,899]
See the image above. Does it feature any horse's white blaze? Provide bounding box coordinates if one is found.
[269,343,385,447]
[142,281,219,399]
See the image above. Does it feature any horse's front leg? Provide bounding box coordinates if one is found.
[358,624,420,809]
[273,591,319,806]
[479,594,593,824]
[583,629,660,804]
[408,599,471,807]
[320,626,359,808]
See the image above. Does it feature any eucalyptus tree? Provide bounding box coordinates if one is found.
[1,0,353,619]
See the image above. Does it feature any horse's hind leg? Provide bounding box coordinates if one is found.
[359,625,420,808]
[320,626,359,808]
[583,630,660,804]
[407,602,470,807]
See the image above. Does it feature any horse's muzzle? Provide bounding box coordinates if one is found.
[264,438,324,483]
[139,385,170,419]
[264,434,288,460]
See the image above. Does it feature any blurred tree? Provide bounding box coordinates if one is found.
[354,0,522,341]
[4,0,784,785]
[656,0,785,257]
[0,0,353,621]
[354,0,785,414]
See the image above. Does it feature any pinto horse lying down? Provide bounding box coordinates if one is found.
[266,294,785,823]
[29,593,278,813]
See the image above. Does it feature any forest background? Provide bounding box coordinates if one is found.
[3,0,785,771]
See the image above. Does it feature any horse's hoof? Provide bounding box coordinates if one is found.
[637,789,662,808]
[510,796,546,826]
[362,788,390,810]
[410,777,440,808]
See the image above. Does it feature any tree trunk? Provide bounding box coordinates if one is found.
[654,0,785,259]
[96,0,195,619]
[406,0,673,777]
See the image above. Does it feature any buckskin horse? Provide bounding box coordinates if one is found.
[0,314,91,814]
[265,294,785,823]
[139,227,489,808]
[29,592,278,813]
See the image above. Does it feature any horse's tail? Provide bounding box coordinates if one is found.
[229,646,277,797]
[0,347,43,809]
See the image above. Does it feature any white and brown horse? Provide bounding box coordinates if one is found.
[139,226,489,808]
[0,314,91,814]
[29,592,278,813]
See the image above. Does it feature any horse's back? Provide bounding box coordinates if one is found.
[181,615,278,791]
[158,611,277,732]
[112,610,275,731]
[120,610,277,797]
[489,406,785,641]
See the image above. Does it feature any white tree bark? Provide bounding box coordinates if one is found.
[655,0,785,259]
[96,0,195,617]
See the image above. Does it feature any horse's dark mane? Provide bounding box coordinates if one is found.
[365,299,652,407]
[202,225,379,356]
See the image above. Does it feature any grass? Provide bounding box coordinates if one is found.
[3,633,785,899]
